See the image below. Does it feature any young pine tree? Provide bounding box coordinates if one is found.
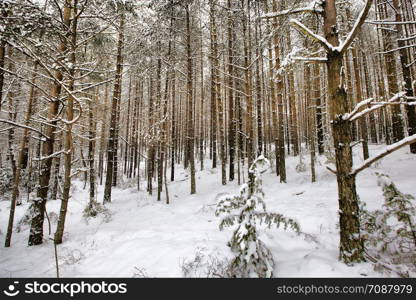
[361,173,416,276]
[215,156,300,278]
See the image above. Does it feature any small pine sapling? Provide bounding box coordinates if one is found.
[215,155,300,278]
[361,173,416,276]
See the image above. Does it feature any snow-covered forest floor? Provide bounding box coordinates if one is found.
[1,145,415,277]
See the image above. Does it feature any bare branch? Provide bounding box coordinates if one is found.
[289,19,334,52]
[337,0,373,54]
[292,56,328,63]
[0,119,49,139]
[351,134,416,176]
[261,7,322,19]
[343,97,374,120]
[346,92,406,121]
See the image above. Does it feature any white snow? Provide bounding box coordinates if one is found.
[1,145,416,277]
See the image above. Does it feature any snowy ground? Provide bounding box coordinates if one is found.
[0,145,415,277]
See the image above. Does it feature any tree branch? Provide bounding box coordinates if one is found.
[345,92,406,121]
[337,0,373,54]
[292,56,328,63]
[289,19,334,52]
[261,7,322,19]
[351,134,416,176]
[0,119,49,139]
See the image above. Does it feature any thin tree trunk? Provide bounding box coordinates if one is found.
[28,0,72,246]
[55,0,79,244]
[103,11,124,203]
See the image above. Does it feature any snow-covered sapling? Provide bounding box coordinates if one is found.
[215,156,300,278]
[361,173,416,276]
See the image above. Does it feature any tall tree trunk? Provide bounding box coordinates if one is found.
[210,0,217,170]
[227,0,235,181]
[103,11,124,203]
[55,0,79,244]
[377,0,404,142]
[28,0,72,246]
[186,4,196,194]
[393,0,416,153]
[87,92,97,210]
[324,0,364,263]
[243,0,254,180]
[5,60,38,247]
[272,0,286,182]
[351,46,369,160]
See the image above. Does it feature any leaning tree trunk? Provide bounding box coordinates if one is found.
[54,0,79,244]
[28,0,72,246]
[5,61,38,247]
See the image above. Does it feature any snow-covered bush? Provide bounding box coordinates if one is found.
[180,247,230,278]
[83,201,112,222]
[361,173,416,277]
[215,156,300,278]
[295,155,307,173]
[133,267,148,278]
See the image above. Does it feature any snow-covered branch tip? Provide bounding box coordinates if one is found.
[343,92,406,121]
[336,0,373,54]
[0,119,49,139]
[351,133,416,176]
[289,19,335,52]
[342,97,374,120]
[291,56,327,63]
[260,0,324,19]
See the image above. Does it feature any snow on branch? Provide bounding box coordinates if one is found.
[351,133,416,176]
[336,0,373,54]
[0,118,49,139]
[366,20,416,25]
[277,47,327,74]
[344,92,406,121]
[291,56,327,63]
[377,44,416,55]
[261,1,323,19]
[289,19,334,52]
[343,97,374,120]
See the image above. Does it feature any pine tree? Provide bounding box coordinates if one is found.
[361,173,416,276]
[215,156,299,278]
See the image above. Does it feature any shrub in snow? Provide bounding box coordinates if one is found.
[62,248,84,265]
[295,155,307,173]
[16,205,35,232]
[180,247,230,278]
[215,156,300,278]
[361,173,416,277]
[83,201,112,222]
[324,150,335,164]
[133,267,148,278]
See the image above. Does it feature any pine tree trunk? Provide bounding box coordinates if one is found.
[28,0,72,246]
[186,4,196,194]
[324,0,364,263]
[351,46,369,160]
[98,80,109,185]
[88,92,97,209]
[55,2,79,244]
[227,0,235,181]
[103,11,124,203]
[272,0,286,182]
[393,0,416,153]
[243,0,254,176]
[5,60,38,247]
[377,0,404,142]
